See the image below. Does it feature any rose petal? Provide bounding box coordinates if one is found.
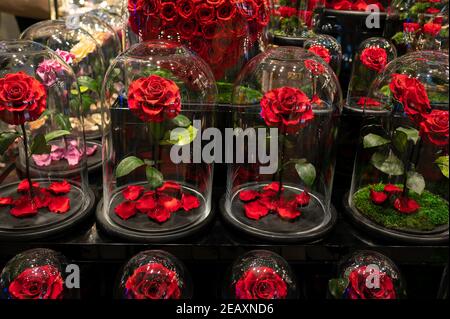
[114,201,137,220]
[262,182,284,193]
[48,180,71,195]
[370,189,388,205]
[122,185,145,201]
[0,197,14,206]
[135,192,157,213]
[239,189,260,202]
[244,200,270,220]
[63,145,82,166]
[258,195,277,211]
[147,206,171,223]
[158,195,181,213]
[277,199,301,220]
[32,153,52,166]
[394,197,420,214]
[48,197,71,214]
[157,181,181,193]
[34,189,52,208]
[181,193,200,211]
[85,144,98,156]
[384,184,402,194]
[17,180,40,193]
[50,145,65,161]
[10,197,38,217]
[296,190,311,206]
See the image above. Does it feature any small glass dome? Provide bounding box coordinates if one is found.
[224,250,297,299]
[88,8,127,49]
[20,20,106,140]
[269,0,324,42]
[346,37,397,110]
[328,250,406,299]
[384,0,448,55]
[116,250,192,299]
[304,33,343,74]
[0,248,76,299]
[0,41,95,240]
[222,46,342,242]
[347,51,449,243]
[123,0,271,90]
[97,41,217,242]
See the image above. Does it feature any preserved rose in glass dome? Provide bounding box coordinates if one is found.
[123,0,271,97]
[0,248,77,299]
[0,41,95,240]
[221,46,342,242]
[97,41,217,242]
[346,37,397,110]
[116,250,192,299]
[54,0,123,18]
[20,20,106,140]
[304,34,342,75]
[346,50,449,243]
[328,250,406,299]
[384,0,449,55]
[224,250,297,299]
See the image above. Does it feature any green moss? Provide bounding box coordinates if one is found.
[353,184,449,231]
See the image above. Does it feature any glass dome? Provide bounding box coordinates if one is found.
[269,0,324,43]
[384,0,448,55]
[304,33,342,75]
[88,8,127,50]
[97,41,217,242]
[328,250,406,299]
[346,37,397,111]
[0,248,76,299]
[221,46,342,242]
[116,250,192,299]
[0,41,95,240]
[224,250,297,299]
[123,0,271,95]
[346,51,449,243]
[54,0,123,18]
[20,20,106,140]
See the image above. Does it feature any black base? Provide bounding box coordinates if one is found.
[343,191,449,244]
[270,34,305,47]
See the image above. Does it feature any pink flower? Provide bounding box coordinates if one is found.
[50,145,65,161]
[55,49,75,65]
[36,60,63,87]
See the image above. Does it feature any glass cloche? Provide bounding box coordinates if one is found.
[0,41,95,240]
[116,250,192,299]
[97,41,217,242]
[224,250,297,299]
[304,33,342,75]
[20,20,106,140]
[53,0,123,18]
[328,250,406,299]
[0,248,77,299]
[346,50,449,243]
[123,0,272,98]
[221,46,342,242]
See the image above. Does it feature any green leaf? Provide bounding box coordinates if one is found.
[81,95,95,113]
[55,113,72,131]
[115,156,145,178]
[146,166,164,189]
[77,76,99,93]
[406,171,425,195]
[45,130,71,142]
[392,127,419,153]
[144,159,155,166]
[171,114,191,128]
[435,156,449,178]
[380,85,391,97]
[396,127,419,143]
[363,133,390,149]
[295,161,316,187]
[371,151,404,176]
[167,126,198,146]
[30,134,51,155]
[0,131,20,154]
[328,278,349,299]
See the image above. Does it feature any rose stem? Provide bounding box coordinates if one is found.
[20,123,34,198]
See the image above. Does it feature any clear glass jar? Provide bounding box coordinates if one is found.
[304,33,342,74]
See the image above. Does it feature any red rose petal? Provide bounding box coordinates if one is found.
[262,182,284,193]
[370,189,388,205]
[384,184,402,194]
[181,193,200,211]
[296,191,311,206]
[135,192,157,213]
[47,180,71,195]
[34,189,52,208]
[157,181,181,193]
[10,197,38,217]
[114,201,137,220]
[17,180,40,193]
[258,196,277,211]
[394,197,420,214]
[0,197,13,206]
[122,185,145,201]
[158,195,181,213]
[239,189,260,202]
[147,206,171,223]
[244,200,269,220]
[48,197,71,214]
[277,200,301,220]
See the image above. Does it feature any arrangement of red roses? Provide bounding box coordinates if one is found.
[6,265,64,299]
[114,74,200,223]
[127,0,270,79]
[362,73,449,214]
[272,0,322,36]
[326,0,385,11]
[235,266,288,299]
[307,45,332,64]
[124,263,181,299]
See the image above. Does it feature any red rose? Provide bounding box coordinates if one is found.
[389,74,431,123]
[419,110,449,146]
[278,6,297,17]
[370,188,388,204]
[8,265,64,299]
[235,0,259,21]
[216,0,237,21]
[127,75,181,123]
[177,0,194,18]
[403,22,420,32]
[128,0,145,12]
[304,59,326,75]
[235,266,288,299]
[308,45,331,64]
[161,2,178,22]
[328,0,352,10]
[196,3,215,24]
[298,10,313,27]
[393,196,420,214]
[360,47,387,72]
[177,19,198,40]
[0,72,47,125]
[207,0,225,6]
[426,7,441,14]
[125,263,181,299]
[346,265,397,299]
[260,86,314,130]
[423,22,442,36]
[202,21,224,39]
[256,2,270,27]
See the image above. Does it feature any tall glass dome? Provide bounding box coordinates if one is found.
[97,41,217,242]
[20,20,106,140]
[221,46,342,242]
[346,51,449,243]
[0,41,95,240]
[53,0,123,18]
